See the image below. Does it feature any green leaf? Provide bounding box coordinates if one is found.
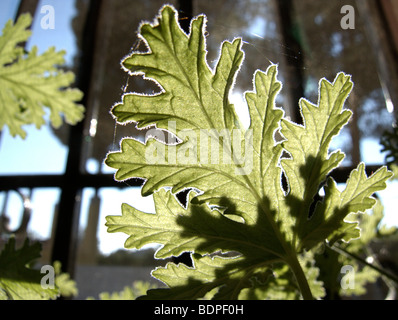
[315,200,397,299]
[0,13,84,138]
[280,73,353,244]
[88,281,157,300]
[105,5,392,299]
[143,254,268,300]
[0,237,59,300]
[106,188,284,261]
[300,164,393,250]
[239,251,325,300]
[115,6,243,133]
[53,261,78,298]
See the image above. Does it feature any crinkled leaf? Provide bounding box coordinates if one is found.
[239,251,325,300]
[300,164,392,250]
[53,261,78,298]
[315,200,397,299]
[106,5,258,225]
[105,5,392,299]
[114,6,243,133]
[0,237,59,300]
[106,188,284,260]
[280,73,352,241]
[88,282,157,300]
[142,254,268,300]
[0,14,84,138]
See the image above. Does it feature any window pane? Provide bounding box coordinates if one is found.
[75,187,161,299]
[77,187,156,258]
[0,124,69,175]
[0,0,20,26]
[0,188,60,265]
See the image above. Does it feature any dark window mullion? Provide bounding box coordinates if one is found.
[50,0,103,277]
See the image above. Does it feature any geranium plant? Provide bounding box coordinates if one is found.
[105,5,393,300]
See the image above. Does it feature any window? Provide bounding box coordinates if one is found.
[1,0,397,299]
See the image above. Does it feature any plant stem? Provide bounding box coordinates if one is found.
[288,254,314,300]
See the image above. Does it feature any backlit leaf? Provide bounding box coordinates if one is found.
[105,5,392,299]
[0,237,59,300]
[0,14,84,138]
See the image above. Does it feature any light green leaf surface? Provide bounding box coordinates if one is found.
[300,164,392,251]
[144,254,269,300]
[0,237,59,300]
[105,5,392,299]
[53,261,78,298]
[88,281,157,300]
[0,13,84,138]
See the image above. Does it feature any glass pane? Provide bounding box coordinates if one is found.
[0,124,69,175]
[0,0,82,175]
[0,189,28,235]
[0,188,60,265]
[77,187,156,257]
[75,187,161,299]
[0,0,20,27]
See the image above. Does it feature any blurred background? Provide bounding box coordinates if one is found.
[0,0,398,299]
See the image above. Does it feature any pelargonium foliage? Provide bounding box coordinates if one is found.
[105,5,392,300]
